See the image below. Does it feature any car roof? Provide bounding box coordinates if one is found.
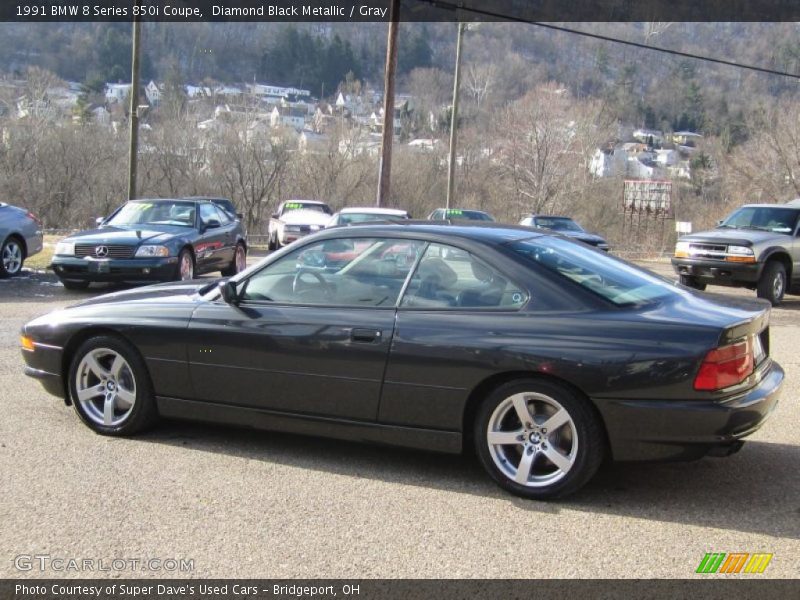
[740,203,800,209]
[432,207,491,213]
[284,199,329,205]
[525,214,575,220]
[316,221,543,243]
[129,198,204,204]
[339,207,408,215]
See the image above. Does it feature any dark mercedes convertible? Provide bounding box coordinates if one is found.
[51,198,247,289]
[22,223,783,498]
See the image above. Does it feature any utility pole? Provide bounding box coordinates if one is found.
[446,21,465,210]
[127,0,142,200]
[377,0,400,207]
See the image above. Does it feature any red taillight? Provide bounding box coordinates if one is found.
[694,338,754,391]
[26,211,42,226]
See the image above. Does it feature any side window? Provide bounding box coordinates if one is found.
[400,243,528,309]
[199,203,219,226]
[520,217,533,227]
[239,237,425,307]
[216,206,232,225]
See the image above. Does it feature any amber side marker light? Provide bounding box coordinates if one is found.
[20,336,35,352]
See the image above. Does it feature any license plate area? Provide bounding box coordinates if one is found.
[87,259,110,273]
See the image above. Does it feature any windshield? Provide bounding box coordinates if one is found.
[447,209,494,221]
[105,201,196,228]
[534,217,584,233]
[339,212,406,225]
[720,206,800,233]
[510,237,679,307]
[282,202,332,215]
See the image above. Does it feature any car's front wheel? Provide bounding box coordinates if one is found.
[68,335,157,435]
[757,261,786,306]
[221,243,246,276]
[0,235,24,277]
[475,379,604,499]
[175,249,195,281]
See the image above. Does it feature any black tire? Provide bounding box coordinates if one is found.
[175,248,195,281]
[61,280,91,291]
[68,335,157,436]
[757,261,786,306]
[679,274,706,291]
[0,235,25,278]
[474,378,604,500]
[267,232,276,251]
[221,243,247,276]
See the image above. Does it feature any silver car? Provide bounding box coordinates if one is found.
[0,203,43,277]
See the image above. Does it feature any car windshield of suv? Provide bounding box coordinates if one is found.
[510,237,679,307]
[719,206,800,233]
[534,217,584,233]
[282,202,332,215]
[105,201,196,228]
[447,209,494,221]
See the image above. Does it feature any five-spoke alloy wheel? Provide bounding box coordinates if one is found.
[475,379,604,499]
[68,335,156,435]
[0,236,24,277]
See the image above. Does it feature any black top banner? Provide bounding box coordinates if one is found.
[4,0,800,22]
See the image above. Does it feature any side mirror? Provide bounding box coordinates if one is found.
[203,219,221,231]
[95,216,105,226]
[716,219,724,226]
[236,212,244,220]
[218,280,239,304]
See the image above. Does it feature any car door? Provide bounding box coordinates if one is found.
[186,235,425,421]
[196,202,229,272]
[212,205,237,265]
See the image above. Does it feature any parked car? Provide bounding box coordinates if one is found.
[519,214,610,251]
[267,200,332,249]
[0,203,43,277]
[22,222,782,499]
[50,198,247,290]
[428,208,495,221]
[672,201,800,305]
[326,207,410,227]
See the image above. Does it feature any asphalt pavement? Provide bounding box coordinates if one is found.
[0,261,797,578]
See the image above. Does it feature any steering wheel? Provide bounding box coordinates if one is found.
[292,269,333,300]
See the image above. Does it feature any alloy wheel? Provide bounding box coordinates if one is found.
[74,348,137,427]
[486,392,578,487]
[2,240,23,274]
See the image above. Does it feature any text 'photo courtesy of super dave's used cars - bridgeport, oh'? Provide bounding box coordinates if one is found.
[21,222,782,499]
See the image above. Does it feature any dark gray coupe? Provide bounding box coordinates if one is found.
[23,223,782,499]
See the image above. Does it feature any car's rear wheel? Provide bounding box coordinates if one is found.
[0,235,24,277]
[475,379,604,499]
[221,243,246,276]
[175,249,195,281]
[61,280,90,291]
[68,335,157,435]
[267,232,277,251]
[679,274,706,291]
[757,261,786,306]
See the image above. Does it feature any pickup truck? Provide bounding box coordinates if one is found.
[267,200,333,250]
[671,201,800,305]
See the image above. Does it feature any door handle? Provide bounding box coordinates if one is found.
[351,328,382,343]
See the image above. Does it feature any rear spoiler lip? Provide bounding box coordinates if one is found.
[719,306,770,346]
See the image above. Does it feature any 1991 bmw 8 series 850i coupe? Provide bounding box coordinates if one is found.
[21,222,783,499]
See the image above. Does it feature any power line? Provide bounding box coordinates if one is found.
[423,1,800,80]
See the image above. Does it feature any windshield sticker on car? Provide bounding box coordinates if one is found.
[284,202,307,210]
[447,209,463,216]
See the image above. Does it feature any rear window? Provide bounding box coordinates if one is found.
[283,202,332,215]
[510,237,679,307]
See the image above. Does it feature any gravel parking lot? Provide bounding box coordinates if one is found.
[1,260,798,579]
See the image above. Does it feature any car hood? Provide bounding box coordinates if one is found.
[679,229,785,246]
[559,231,607,244]
[279,210,331,226]
[71,280,212,308]
[62,226,185,245]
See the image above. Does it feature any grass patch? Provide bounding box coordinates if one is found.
[25,234,61,271]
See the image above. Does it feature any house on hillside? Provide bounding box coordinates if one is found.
[105,83,131,103]
[632,128,664,146]
[270,105,306,130]
[145,81,162,106]
[671,131,703,146]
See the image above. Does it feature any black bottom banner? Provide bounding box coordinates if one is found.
[2,579,798,600]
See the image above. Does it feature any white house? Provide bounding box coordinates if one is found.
[105,83,131,104]
[655,148,679,166]
[144,81,161,105]
[589,146,627,178]
[632,128,664,146]
[270,105,306,130]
